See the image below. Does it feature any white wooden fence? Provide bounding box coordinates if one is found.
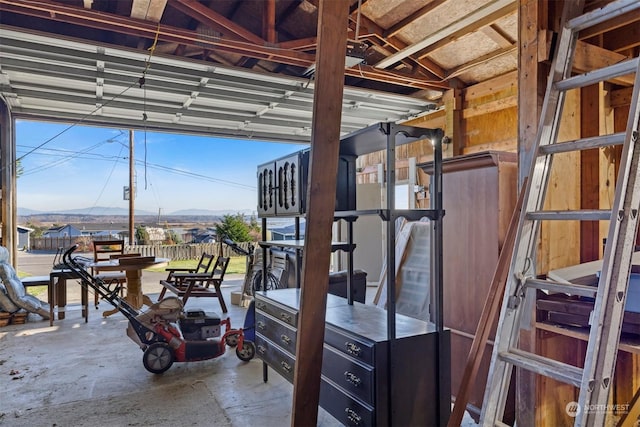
[30,238,254,261]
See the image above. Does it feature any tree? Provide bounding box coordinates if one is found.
[135,225,149,245]
[216,213,251,242]
[164,229,182,245]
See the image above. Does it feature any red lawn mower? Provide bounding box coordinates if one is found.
[63,245,255,374]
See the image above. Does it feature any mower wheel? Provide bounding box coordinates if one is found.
[143,342,174,374]
[236,340,256,362]
[225,333,239,347]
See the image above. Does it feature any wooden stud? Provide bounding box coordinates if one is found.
[291,1,349,425]
[581,84,600,263]
[443,88,463,155]
[599,81,616,259]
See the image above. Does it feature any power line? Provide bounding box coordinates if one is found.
[18,143,256,191]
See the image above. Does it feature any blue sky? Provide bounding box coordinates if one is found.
[16,120,307,215]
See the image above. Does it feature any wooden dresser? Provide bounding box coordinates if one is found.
[255,288,450,426]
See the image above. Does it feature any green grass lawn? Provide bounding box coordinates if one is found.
[146,256,247,275]
[18,257,247,299]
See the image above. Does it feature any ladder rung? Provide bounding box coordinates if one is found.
[525,277,597,298]
[567,0,640,32]
[538,133,625,155]
[555,57,639,91]
[499,349,583,388]
[526,209,611,221]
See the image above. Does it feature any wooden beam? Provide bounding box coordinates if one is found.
[353,14,447,80]
[415,2,518,60]
[617,386,640,427]
[462,94,517,119]
[0,0,314,66]
[578,8,640,40]
[277,37,317,51]
[263,0,276,43]
[291,0,348,425]
[382,0,447,38]
[0,0,446,92]
[611,87,633,108]
[481,24,516,48]
[446,45,516,80]
[573,39,636,86]
[169,0,265,44]
[130,0,167,22]
[375,0,516,69]
[601,23,640,52]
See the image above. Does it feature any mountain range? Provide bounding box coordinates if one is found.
[18,206,256,217]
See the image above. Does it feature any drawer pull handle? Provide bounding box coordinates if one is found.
[256,302,266,310]
[281,360,292,372]
[345,408,361,425]
[344,371,362,387]
[257,320,266,330]
[280,334,291,345]
[280,313,292,323]
[345,341,361,357]
[257,345,266,355]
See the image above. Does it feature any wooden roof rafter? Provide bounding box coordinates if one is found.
[168,0,265,44]
[382,0,448,39]
[0,0,448,92]
[375,0,517,68]
[350,13,447,81]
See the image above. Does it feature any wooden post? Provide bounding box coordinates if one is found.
[516,0,546,425]
[291,1,349,426]
[129,130,135,246]
[0,98,16,263]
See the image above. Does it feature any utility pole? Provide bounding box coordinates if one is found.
[129,129,134,245]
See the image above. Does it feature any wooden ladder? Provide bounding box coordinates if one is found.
[480,0,640,425]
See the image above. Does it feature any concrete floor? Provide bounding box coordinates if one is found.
[2,251,343,427]
[2,251,478,426]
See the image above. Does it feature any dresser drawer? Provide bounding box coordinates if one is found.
[324,324,375,366]
[322,344,374,406]
[255,334,296,383]
[256,312,297,352]
[320,377,374,427]
[255,295,298,328]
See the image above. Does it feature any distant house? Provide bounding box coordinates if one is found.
[192,227,217,243]
[71,223,127,239]
[270,222,305,241]
[43,224,82,238]
[17,225,33,249]
[145,227,166,243]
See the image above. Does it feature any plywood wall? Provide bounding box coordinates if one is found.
[356,70,518,187]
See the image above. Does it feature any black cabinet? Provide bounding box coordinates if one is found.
[257,149,356,217]
[255,289,450,426]
[254,122,450,426]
